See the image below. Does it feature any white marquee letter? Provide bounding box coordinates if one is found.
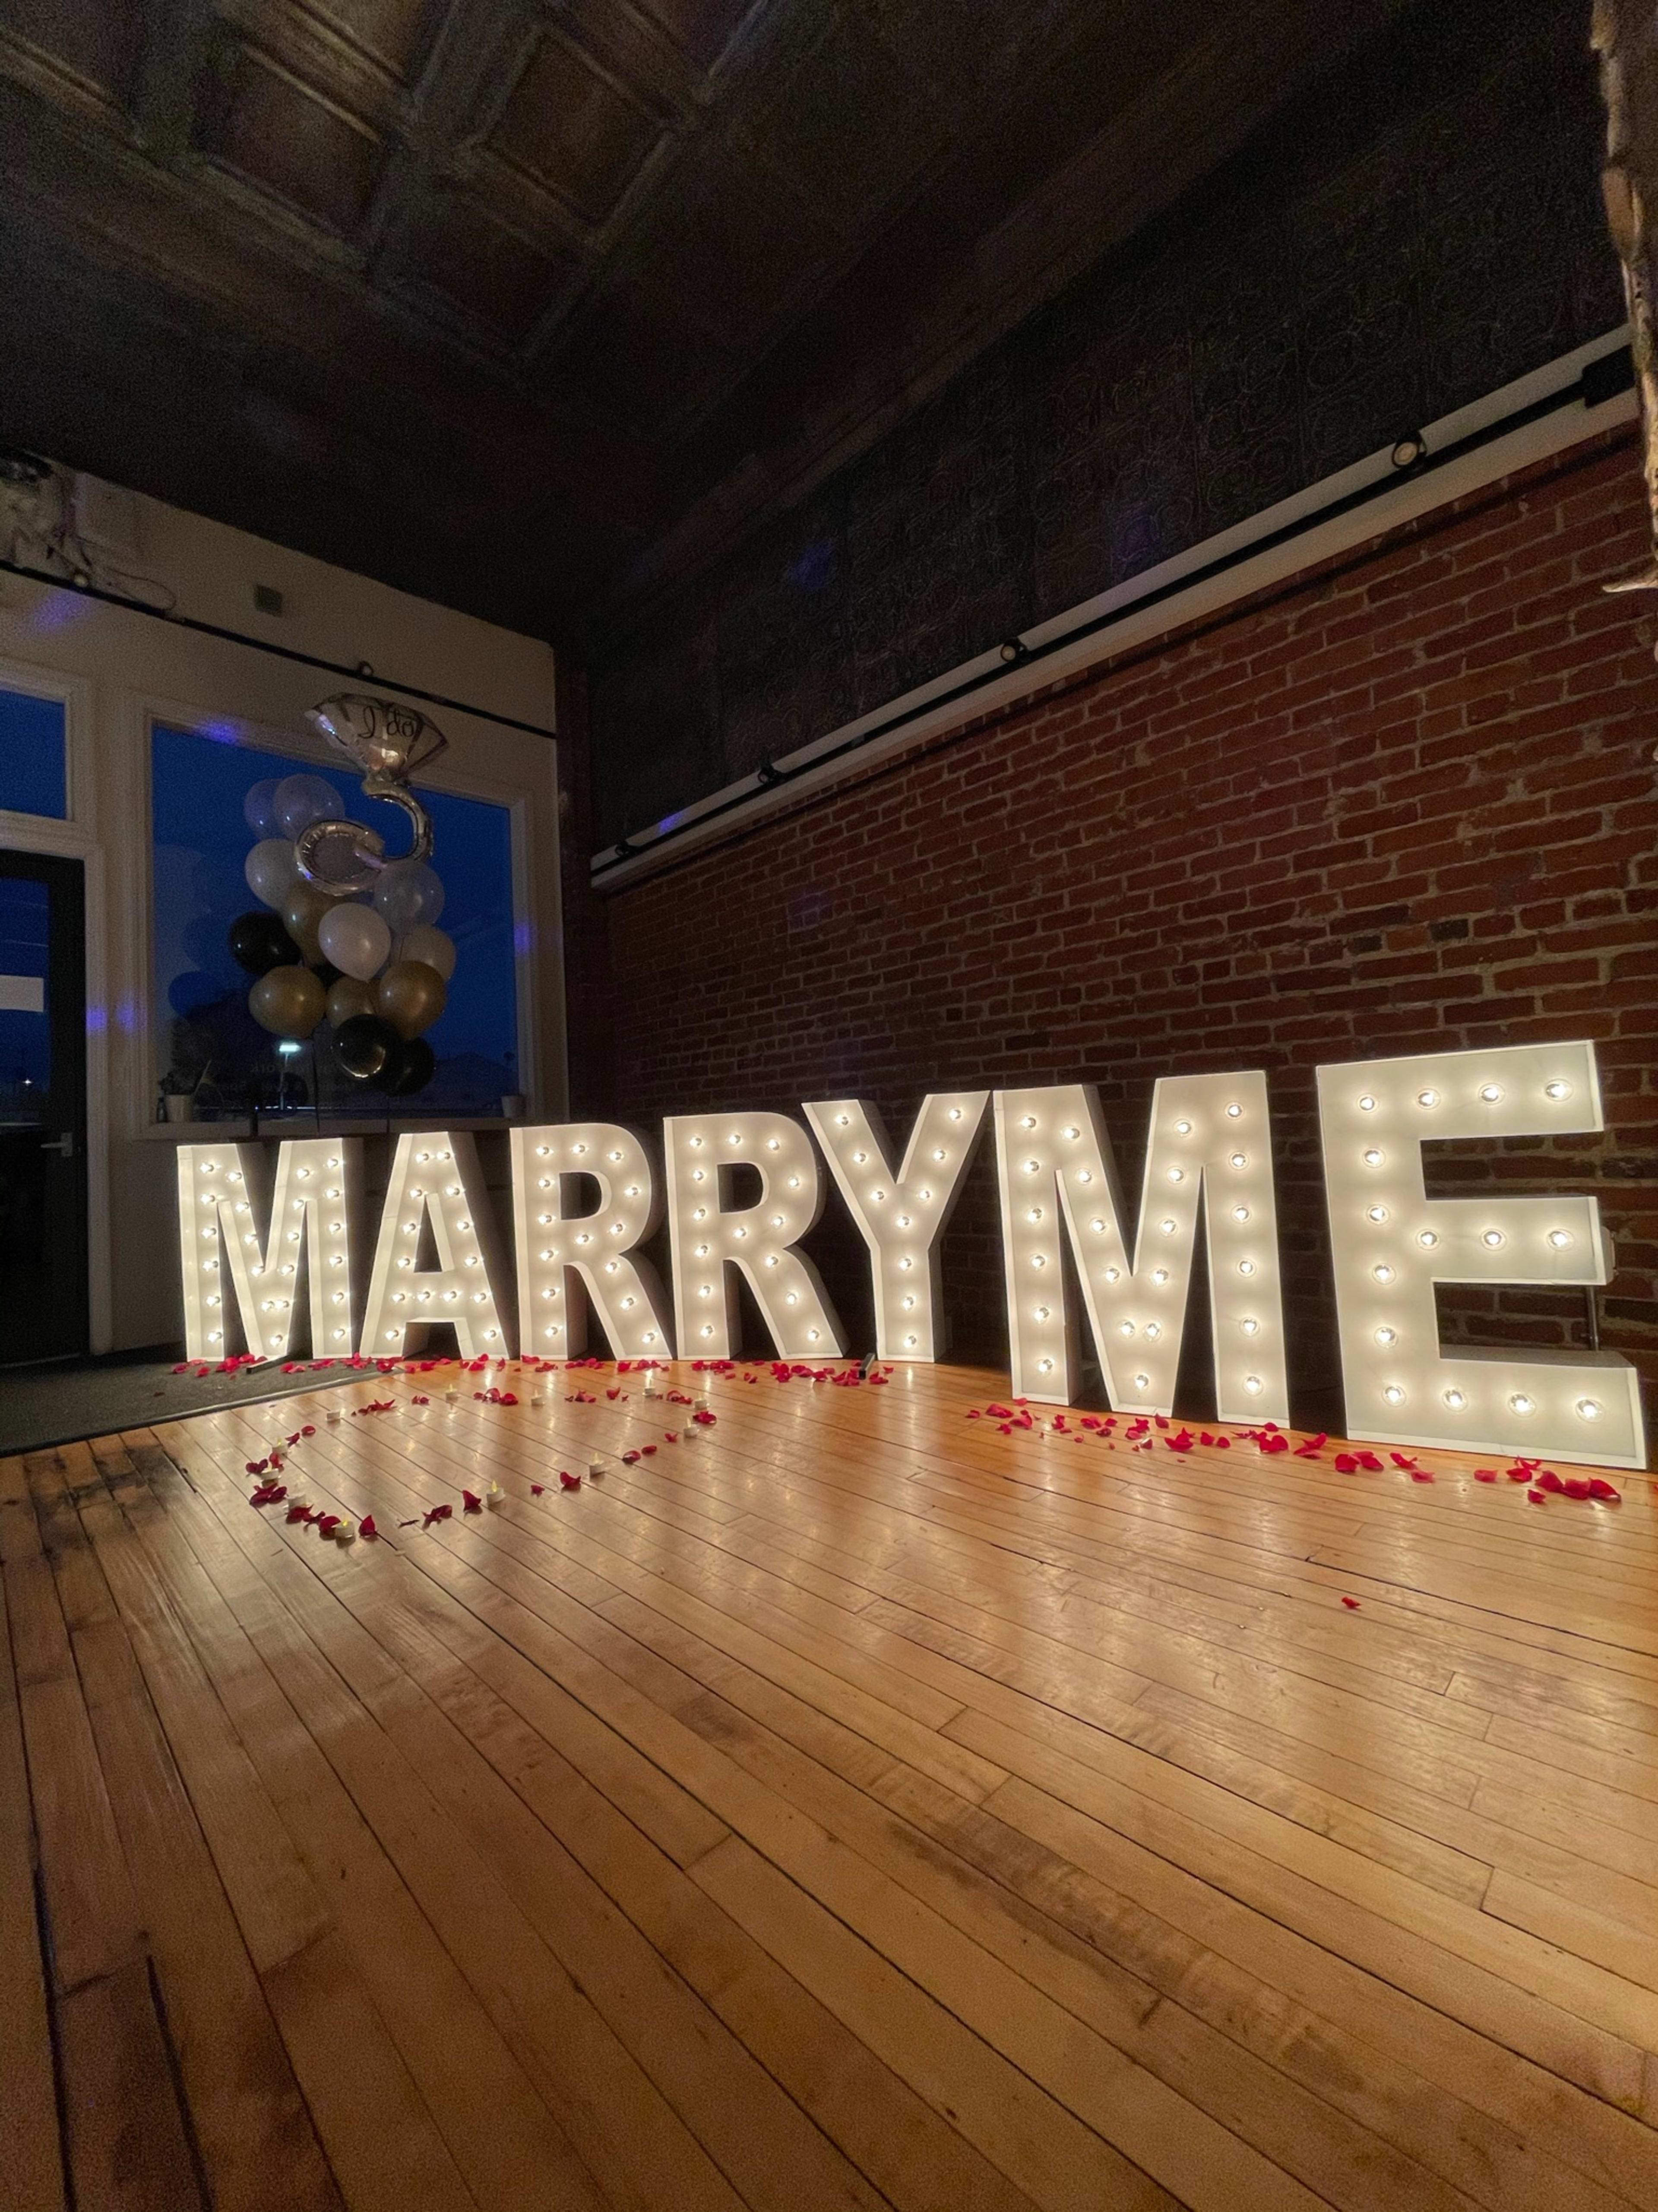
[995,1077,1287,1418]
[1317,1043,1643,1468]
[361,1132,511,1358]
[804,1092,987,1360]
[665,1111,844,1358]
[177,1139,359,1360]
[510,1123,672,1358]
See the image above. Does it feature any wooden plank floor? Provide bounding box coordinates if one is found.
[5,1357,1658,2210]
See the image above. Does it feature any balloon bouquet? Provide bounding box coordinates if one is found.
[228,696,456,1098]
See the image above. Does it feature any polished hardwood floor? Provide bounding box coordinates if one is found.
[4,1357,1658,2211]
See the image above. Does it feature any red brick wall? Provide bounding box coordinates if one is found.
[589,430,1658,1437]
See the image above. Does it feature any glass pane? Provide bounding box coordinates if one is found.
[151,723,519,1118]
[0,874,51,1127]
[0,688,68,820]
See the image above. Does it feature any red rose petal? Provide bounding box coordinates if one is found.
[1341,1596,1361,1609]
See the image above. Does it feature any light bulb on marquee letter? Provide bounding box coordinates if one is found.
[360,1132,511,1358]
[509,1123,672,1358]
[804,1092,987,1360]
[177,1139,360,1359]
[1316,1042,1643,1468]
[994,1076,1288,1418]
[665,1111,844,1358]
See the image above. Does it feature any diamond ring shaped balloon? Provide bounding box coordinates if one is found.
[295,694,448,893]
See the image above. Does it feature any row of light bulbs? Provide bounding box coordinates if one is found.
[176,1042,1640,1468]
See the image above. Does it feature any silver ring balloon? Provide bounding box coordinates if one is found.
[294,694,448,894]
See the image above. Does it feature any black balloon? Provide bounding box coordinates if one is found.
[228,910,301,975]
[310,960,344,990]
[332,1013,399,1081]
[383,1036,436,1096]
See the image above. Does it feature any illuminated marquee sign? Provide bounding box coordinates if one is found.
[175,1040,1643,1467]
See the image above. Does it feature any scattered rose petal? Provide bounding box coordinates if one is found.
[1341,1596,1361,1610]
[360,1516,378,1538]
[462,1490,483,1513]
[560,1471,582,1491]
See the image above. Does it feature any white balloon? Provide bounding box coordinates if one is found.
[243,778,280,838]
[245,836,298,908]
[274,772,344,842]
[318,901,392,982]
[373,859,445,931]
[397,924,456,981]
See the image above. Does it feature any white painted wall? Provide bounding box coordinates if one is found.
[0,468,560,1353]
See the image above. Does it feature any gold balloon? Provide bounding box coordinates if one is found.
[249,965,326,1039]
[326,975,377,1027]
[375,958,446,1040]
[282,881,341,965]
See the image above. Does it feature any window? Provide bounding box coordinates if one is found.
[151,722,519,1118]
[0,685,68,819]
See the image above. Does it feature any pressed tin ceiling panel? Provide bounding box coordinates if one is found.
[0,0,1420,632]
[491,32,661,226]
[199,42,380,232]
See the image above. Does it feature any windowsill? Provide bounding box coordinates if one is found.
[135,1115,525,1142]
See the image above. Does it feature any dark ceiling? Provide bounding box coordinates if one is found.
[0,0,1411,637]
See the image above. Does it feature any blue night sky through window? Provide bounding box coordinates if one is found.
[152,723,517,1113]
[0,686,68,819]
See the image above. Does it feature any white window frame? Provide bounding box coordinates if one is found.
[133,696,544,1132]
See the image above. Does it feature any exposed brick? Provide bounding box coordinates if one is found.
[588,431,1658,1422]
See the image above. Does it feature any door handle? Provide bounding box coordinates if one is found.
[40,1132,74,1158]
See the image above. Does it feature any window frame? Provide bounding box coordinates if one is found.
[136,696,542,1124]
[0,655,86,836]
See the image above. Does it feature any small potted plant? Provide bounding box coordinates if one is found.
[160,1068,197,1123]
